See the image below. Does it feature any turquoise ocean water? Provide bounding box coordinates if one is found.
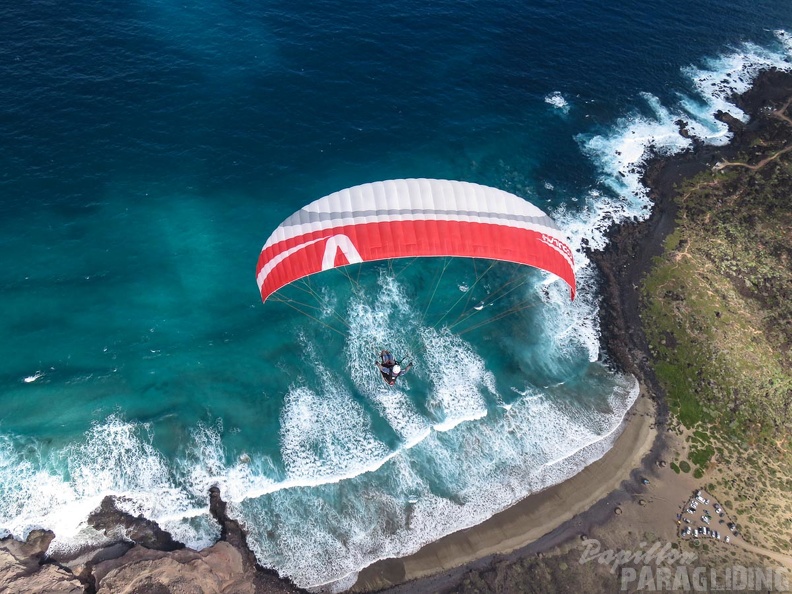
[1,0,791,588]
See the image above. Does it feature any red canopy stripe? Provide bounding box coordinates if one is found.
[257,219,575,302]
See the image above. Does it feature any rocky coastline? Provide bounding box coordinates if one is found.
[593,66,792,386]
[0,488,303,594]
[2,68,790,594]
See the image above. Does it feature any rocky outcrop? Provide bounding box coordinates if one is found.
[90,487,302,594]
[0,489,303,594]
[0,529,84,593]
[93,542,262,594]
[87,496,184,552]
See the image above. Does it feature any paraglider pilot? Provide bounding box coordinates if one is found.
[376,350,412,385]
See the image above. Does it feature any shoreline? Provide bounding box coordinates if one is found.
[350,67,792,594]
[351,388,659,592]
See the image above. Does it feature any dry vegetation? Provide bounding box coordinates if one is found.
[641,99,792,558]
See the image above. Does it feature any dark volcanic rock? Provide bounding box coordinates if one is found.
[714,109,746,135]
[588,69,792,413]
[209,485,251,556]
[207,486,304,594]
[734,68,792,114]
[88,495,185,552]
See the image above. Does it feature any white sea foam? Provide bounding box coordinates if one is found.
[545,91,571,114]
[682,39,790,129]
[418,327,492,431]
[778,29,792,55]
[579,30,792,239]
[0,415,219,554]
[280,384,392,482]
[1,370,636,589]
[581,92,693,218]
[178,420,278,507]
[237,373,639,589]
[545,31,792,379]
[344,274,431,446]
[23,371,44,383]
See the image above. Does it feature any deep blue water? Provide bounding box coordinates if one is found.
[1,0,790,587]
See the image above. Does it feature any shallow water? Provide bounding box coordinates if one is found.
[1,0,791,587]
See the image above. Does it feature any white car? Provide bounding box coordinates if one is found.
[702,515,711,524]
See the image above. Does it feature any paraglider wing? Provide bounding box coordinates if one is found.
[256,179,576,302]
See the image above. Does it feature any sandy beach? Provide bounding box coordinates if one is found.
[352,388,660,592]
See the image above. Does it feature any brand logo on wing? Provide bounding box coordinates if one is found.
[257,233,363,291]
[321,234,363,269]
[539,233,574,260]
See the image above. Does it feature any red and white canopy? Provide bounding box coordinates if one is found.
[256,179,576,302]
